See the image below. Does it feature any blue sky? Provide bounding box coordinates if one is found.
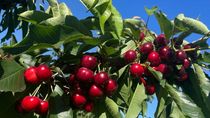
[1,0,210,117]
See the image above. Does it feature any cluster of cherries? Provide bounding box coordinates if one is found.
[69,55,118,112]
[124,33,194,95]
[16,65,52,115]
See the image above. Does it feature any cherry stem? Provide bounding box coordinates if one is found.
[118,105,127,110]
[183,46,210,52]
[31,83,42,96]
[44,93,49,101]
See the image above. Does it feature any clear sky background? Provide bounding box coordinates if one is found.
[1,0,210,117]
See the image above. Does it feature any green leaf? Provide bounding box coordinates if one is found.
[175,14,209,35]
[125,84,147,118]
[192,37,209,48]
[49,85,73,118]
[19,10,52,24]
[145,6,158,16]
[154,11,174,39]
[121,40,136,55]
[148,66,163,81]
[198,51,210,63]
[104,97,121,118]
[165,83,205,118]
[0,60,26,92]
[59,3,72,16]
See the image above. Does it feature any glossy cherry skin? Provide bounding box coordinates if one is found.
[183,58,191,69]
[145,84,156,95]
[94,72,109,86]
[35,100,49,115]
[76,67,94,83]
[88,85,103,98]
[139,32,145,41]
[123,50,137,62]
[130,63,144,77]
[24,67,40,84]
[21,96,40,112]
[140,42,154,55]
[105,79,118,96]
[81,55,97,69]
[147,51,161,66]
[157,64,169,75]
[154,34,168,47]
[158,46,174,61]
[72,93,87,107]
[84,102,94,112]
[176,50,187,62]
[36,64,52,81]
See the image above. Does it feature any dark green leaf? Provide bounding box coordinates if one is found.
[154,11,174,39]
[0,60,26,92]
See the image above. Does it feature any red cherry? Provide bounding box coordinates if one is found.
[84,102,94,112]
[145,84,156,95]
[24,67,40,84]
[139,42,154,54]
[94,72,109,86]
[36,64,52,81]
[21,96,40,112]
[178,73,188,81]
[154,34,168,47]
[139,32,145,41]
[129,63,144,77]
[72,93,87,107]
[68,74,76,85]
[89,85,103,98]
[158,46,174,61]
[157,64,169,75]
[176,50,187,62]
[183,44,192,49]
[123,50,137,62]
[35,100,49,115]
[183,58,191,69]
[105,79,118,96]
[76,67,94,83]
[147,51,161,66]
[81,55,97,69]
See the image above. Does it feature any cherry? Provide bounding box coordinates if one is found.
[81,55,97,69]
[105,79,118,96]
[183,44,192,49]
[84,102,94,112]
[139,42,154,55]
[147,51,161,66]
[94,72,109,86]
[89,85,103,98]
[36,64,52,81]
[24,67,40,84]
[129,63,144,77]
[76,67,94,83]
[176,50,187,62]
[68,74,76,85]
[154,34,168,48]
[157,64,169,75]
[72,93,87,107]
[35,100,49,115]
[139,32,145,41]
[145,84,156,95]
[21,96,40,112]
[178,73,188,81]
[183,58,191,69]
[123,50,137,62]
[158,46,174,61]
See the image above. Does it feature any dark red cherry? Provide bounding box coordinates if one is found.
[139,32,145,41]
[72,93,87,107]
[84,102,94,112]
[76,67,94,83]
[105,79,118,96]
[89,85,103,98]
[123,50,137,62]
[147,51,161,66]
[183,58,191,69]
[154,34,169,48]
[36,64,52,81]
[35,100,49,115]
[24,67,40,84]
[145,84,156,95]
[94,72,109,86]
[139,42,154,55]
[21,96,40,112]
[157,64,169,75]
[176,50,187,62]
[81,55,97,69]
[130,63,144,77]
